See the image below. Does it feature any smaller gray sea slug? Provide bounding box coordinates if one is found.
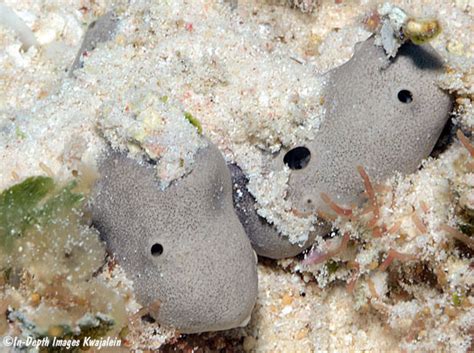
[91,141,258,334]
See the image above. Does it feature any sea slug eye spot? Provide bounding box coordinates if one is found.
[284,146,311,170]
[398,89,413,103]
[151,243,164,256]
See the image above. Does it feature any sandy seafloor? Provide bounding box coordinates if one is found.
[0,0,473,352]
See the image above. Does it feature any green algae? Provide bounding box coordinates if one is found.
[452,292,462,307]
[0,176,54,240]
[0,176,83,253]
[15,126,26,139]
[326,260,340,274]
[184,111,203,135]
[35,180,84,223]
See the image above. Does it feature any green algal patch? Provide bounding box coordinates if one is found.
[15,126,26,139]
[326,260,340,274]
[0,176,83,253]
[0,176,54,240]
[452,292,462,307]
[184,111,202,135]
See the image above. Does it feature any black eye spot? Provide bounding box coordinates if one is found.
[151,243,163,256]
[284,146,311,170]
[398,90,413,103]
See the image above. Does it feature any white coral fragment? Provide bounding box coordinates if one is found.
[375,3,408,58]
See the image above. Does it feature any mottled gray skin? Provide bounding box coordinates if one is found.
[287,37,452,214]
[91,143,258,334]
[70,11,118,74]
[237,37,452,259]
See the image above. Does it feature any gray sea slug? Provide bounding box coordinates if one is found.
[91,142,258,334]
[236,36,452,259]
[77,13,258,334]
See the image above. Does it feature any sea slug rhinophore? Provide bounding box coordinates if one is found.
[236,36,452,259]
